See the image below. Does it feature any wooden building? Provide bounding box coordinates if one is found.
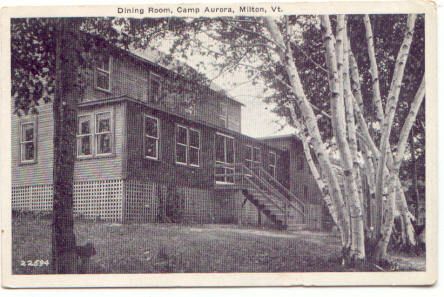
[11,36,327,230]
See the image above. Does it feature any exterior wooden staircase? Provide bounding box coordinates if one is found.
[215,163,306,231]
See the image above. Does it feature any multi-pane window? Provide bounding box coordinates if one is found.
[144,115,159,160]
[77,115,92,157]
[149,73,162,102]
[245,145,261,169]
[76,111,114,158]
[20,122,36,163]
[219,102,228,128]
[96,112,112,155]
[95,55,111,91]
[175,125,200,167]
[189,129,200,166]
[268,151,277,178]
[215,133,235,184]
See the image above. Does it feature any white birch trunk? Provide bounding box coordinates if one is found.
[363,14,385,123]
[320,15,365,259]
[374,15,417,260]
[348,36,417,248]
[264,17,351,249]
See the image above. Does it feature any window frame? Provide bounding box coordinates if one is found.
[19,120,37,164]
[215,132,236,185]
[268,151,277,178]
[188,128,201,167]
[143,114,160,160]
[95,111,114,157]
[149,72,162,103]
[219,101,228,128]
[303,185,309,199]
[76,109,115,160]
[297,156,305,171]
[76,114,93,159]
[245,144,261,169]
[175,124,201,167]
[94,54,112,93]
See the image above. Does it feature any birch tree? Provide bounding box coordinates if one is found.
[13,14,425,267]
[151,14,425,264]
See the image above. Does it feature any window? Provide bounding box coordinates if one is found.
[215,133,235,184]
[96,112,112,155]
[245,145,261,169]
[184,99,196,115]
[20,122,36,163]
[95,55,111,92]
[189,129,200,166]
[268,151,277,178]
[149,73,162,103]
[253,147,261,163]
[303,185,309,199]
[76,111,114,158]
[77,115,92,157]
[144,115,159,160]
[175,125,200,167]
[297,156,305,171]
[219,102,228,128]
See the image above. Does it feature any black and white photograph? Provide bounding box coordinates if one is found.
[0,1,437,287]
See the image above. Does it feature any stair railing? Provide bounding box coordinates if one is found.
[253,165,305,213]
[241,164,304,217]
[214,162,305,219]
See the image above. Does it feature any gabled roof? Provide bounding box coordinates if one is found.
[128,47,245,107]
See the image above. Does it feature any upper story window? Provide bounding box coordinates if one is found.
[219,102,228,128]
[183,96,196,115]
[175,125,200,167]
[77,115,92,157]
[144,115,160,160]
[297,156,305,171]
[149,73,162,103]
[76,111,114,158]
[20,121,36,163]
[268,151,277,178]
[245,145,261,169]
[95,55,111,92]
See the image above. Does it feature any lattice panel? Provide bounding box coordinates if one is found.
[12,180,124,221]
[178,187,215,224]
[124,180,160,222]
[73,179,123,221]
[12,184,53,211]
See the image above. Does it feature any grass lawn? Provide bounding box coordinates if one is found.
[12,214,425,274]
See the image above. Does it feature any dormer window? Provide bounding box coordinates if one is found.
[95,54,111,92]
[149,73,162,103]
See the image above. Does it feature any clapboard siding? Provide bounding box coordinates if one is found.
[261,137,322,205]
[79,46,242,133]
[125,100,286,188]
[11,101,54,186]
[125,100,215,189]
[74,102,125,181]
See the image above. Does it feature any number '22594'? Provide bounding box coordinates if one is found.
[20,259,49,267]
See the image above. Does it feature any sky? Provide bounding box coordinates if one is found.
[154,28,296,139]
[209,65,296,138]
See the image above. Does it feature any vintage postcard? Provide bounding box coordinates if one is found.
[0,0,438,287]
